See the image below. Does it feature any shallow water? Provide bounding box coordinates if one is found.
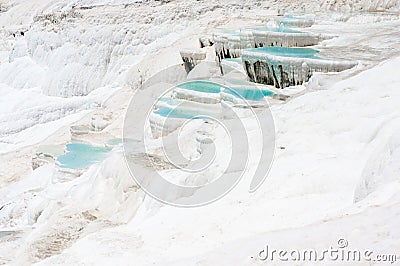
[70,125,93,132]
[214,28,241,35]
[276,14,315,27]
[154,107,202,119]
[56,143,112,169]
[245,47,320,59]
[156,97,181,106]
[177,81,224,94]
[106,138,123,146]
[224,87,274,101]
[0,231,13,238]
[245,26,301,33]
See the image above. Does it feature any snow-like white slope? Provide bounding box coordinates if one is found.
[0,0,400,265]
[44,0,158,13]
[25,50,400,266]
[2,3,193,97]
[0,0,229,151]
[1,0,398,153]
[325,0,400,12]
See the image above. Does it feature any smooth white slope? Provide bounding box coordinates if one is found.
[31,52,400,266]
[0,0,400,264]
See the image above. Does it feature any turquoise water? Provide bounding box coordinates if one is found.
[0,231,13,238]
[225,87,274,101]
[106,138,123,146]
[223,58,243,63]
[154,107,202,119]
[247,26,301,33]
[157,97,172,102]
[215,28,240,35]
[177,81,225,94]
[283,14,314,19]
[57,143,112,169]
[283,14,309,19]
[276,15,314,27]
[245,47,320,59]
[224,78,254,86]
[156,97,181,106]
[70,126,92,132]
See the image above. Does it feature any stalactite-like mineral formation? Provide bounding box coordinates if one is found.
[242,47,357,88]
[180,50,207,73]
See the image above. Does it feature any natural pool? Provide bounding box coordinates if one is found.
[154,107,203,119]
[70,125,93,133]
[242,25,321,49]
[213,28,241,36]
[0,231,13,238]
[176,81,223,94]
[154,97,181,108]
[106,138,123,146]
[243,25,301,34]
[242,46,356,88]
[223,86,274,101]
[156,97,174,103]
[275,14,315,27]
[243,46,320,59]
[56,143,112,169]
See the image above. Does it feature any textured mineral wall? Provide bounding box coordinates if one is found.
[242,49,357,88]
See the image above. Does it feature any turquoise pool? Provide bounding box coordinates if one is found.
[276,15,315,27]
[156,97,172,102]
[214,28,241,35]
[244,47,320,59]
[246,26,301,33]
[224,87,274,101]
[176,81,225,94]
[224,78,254,86]
[156,97,181,106]
[154,107,203,119]
[0,231,13,238]
[57,143,112,169]
[106,138,123,146]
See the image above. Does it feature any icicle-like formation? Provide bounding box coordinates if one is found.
[196,130,214,155]
[213,29,242,64]
[180,50,207,73]
[214,26,329,65]
[220,58,245,75]
[274,15,315,28]
[243,27,323,48]
[199,35,214,48]
[242,47,357,89]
